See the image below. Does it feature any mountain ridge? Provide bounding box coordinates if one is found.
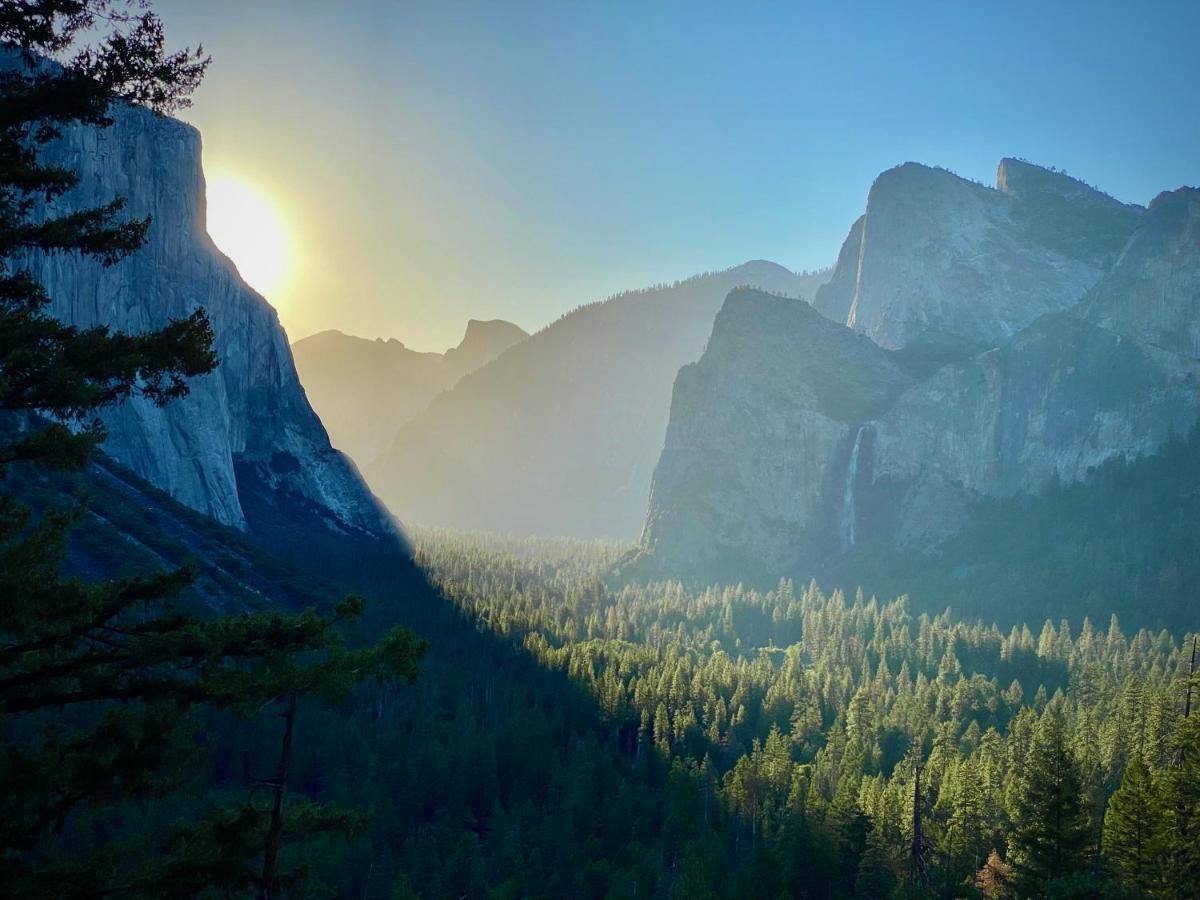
[814,158,1142,353]
[292,317,529,467]
[628,159,1200,625]
[367,261,832,538]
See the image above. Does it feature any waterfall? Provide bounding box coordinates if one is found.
[841,425,867,549]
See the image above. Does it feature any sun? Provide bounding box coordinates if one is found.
[205,175,290,297]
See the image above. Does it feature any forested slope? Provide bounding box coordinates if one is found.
[385,530,1200,898]
[24,457,1199,897]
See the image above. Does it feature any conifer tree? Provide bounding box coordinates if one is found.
[1009,712,1091,894]
[1154,712,1200,892]
[855,824,899,899]
[1101,755,1159,893]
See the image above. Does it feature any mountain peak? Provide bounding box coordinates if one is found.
[997,157,1060,193]
[731,259,793,276]
[455,318,529,353]
[867,162,971,203]
[292,317,529,466]
[444,319,529,380]
[996,157,1137,211]
[822,156,1144,352]
[1147,184,1200,212]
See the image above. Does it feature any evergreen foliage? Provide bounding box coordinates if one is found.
[360,527,1200,899]
[1009,712,1090,894]
[1102,755,1158,892]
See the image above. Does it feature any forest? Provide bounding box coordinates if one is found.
[370,529,1200,899]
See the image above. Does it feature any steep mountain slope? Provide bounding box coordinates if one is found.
[22,86,396,556]
[292,319,528,466]
[813,159,1142,352]
[635,289,917,576]
[368,262,831,539]
[1080,186,1200,357]
[871,182,1200,546]
[9,450,338,613]
[631,162,1200,621]
[441,318,531,381]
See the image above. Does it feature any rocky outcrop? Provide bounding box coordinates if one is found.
[368,262,831,539]
[636,289,914,575]
[292,319,528,466]
[814,160,1142,352]
[872,312,1196,549]
[25,92,395,546]
[442,319,530,382]
[632,161,1199,587]
[1080,187,1200,359]
[811,215,864,326]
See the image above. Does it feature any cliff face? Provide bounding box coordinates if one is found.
[871,311,1196,550]
[1080,187,1200,358]
[814,160,1142,352]
[292,319,528,467]
[638,289,914,575]
[25,97,395,546]
[633,161,1199,586]
[368,262,831,539]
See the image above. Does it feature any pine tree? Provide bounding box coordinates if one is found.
[1010,712,1091,894]
[855,824,899,899]
[1101,755,1159,892]
[0,4,426,896]
[1154,713,1200,893]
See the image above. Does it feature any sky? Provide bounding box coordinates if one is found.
[153,0,1200,352]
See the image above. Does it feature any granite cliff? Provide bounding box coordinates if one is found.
[629,162,1200,609]
[638,289,917,574]
[24,90,397,553]
[813,159,1142,352]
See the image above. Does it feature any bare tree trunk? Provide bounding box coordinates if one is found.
[261,692,297,900]
[1185,634,1197,718]
[911,762,928,890]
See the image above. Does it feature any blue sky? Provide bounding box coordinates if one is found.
[156,0,1199,350]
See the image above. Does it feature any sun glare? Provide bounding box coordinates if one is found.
[205,175,289,297]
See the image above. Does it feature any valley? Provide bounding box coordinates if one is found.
[2,5,1198,898]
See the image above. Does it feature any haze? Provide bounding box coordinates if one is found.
[155,0,1198,351]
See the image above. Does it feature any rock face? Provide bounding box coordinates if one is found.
[814,160,1142,352]
[638,289,915,575]
[441,319,530,382]
[292,319,528,466]
[26,95,395,546]
[632,161,1200,586]
[1080,187,1200,358]
[368,262,831,539]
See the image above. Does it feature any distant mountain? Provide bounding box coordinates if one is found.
[626,162,1200,628]
[813,159,1142,353]
[21,69,402,570]
[442,319,532,381]
[368,262,831,538]
[293,319,528,466]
